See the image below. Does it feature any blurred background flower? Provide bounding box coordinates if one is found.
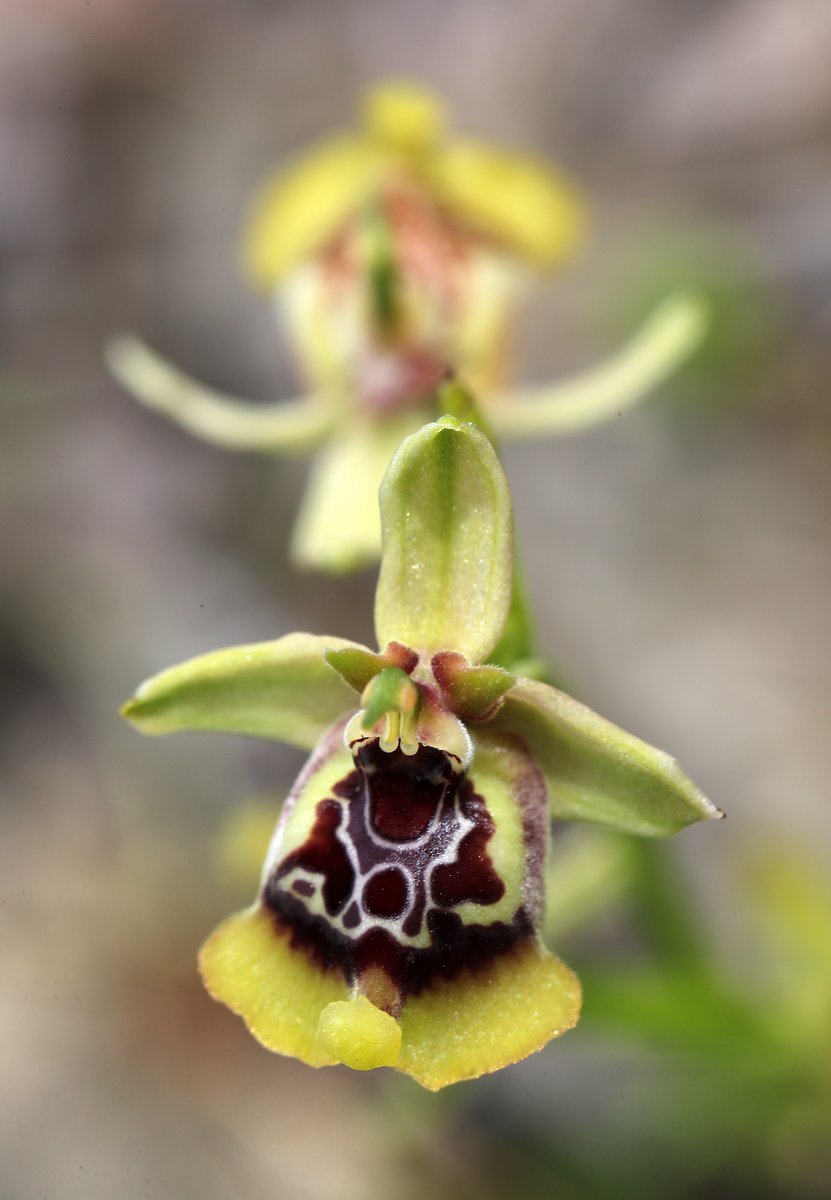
[106,81,704,573]
[2,1,830,1197]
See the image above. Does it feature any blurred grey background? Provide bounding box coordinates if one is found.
[2,1,830,1198]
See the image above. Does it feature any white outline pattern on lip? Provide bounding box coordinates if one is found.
[271,741,499,952]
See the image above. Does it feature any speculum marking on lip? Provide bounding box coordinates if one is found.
[275,797,354,916]
[264,739,520,1004]
[363,867,409,918]
[431,790,505,907]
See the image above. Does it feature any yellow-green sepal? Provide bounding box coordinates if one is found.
[497,679,722,836]
[360,80,445,156]
[105,336,333,454]
[486,292,708,437]
[243,81,446,290]
[290,411,426,573]
[120,632,364,750]
[431,138,585,269]
[375,416,513,663]
[242,136,384,289]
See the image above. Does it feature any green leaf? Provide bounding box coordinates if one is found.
[121,632,365,749]
[496,679,721,836]
[374,416,513,663]
[106,336,333,454]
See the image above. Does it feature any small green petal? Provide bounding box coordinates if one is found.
[106,336,332,454]
[374,416,513,662]
[497,679,721,836]
[290,412,426,573]
[120,632,365,750]
[486,292,708,438]
[431,651,516,722]
[324,641,418,693]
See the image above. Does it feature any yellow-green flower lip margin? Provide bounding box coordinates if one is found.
[242,79,586,288]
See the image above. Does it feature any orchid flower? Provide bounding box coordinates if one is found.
[121,416,720,1090]
[107,82,707,573]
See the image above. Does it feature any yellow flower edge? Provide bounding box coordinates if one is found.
[199,904,581,1090]
[242,136,385,291]
[361,80,446,154]
[242,81,585,288]
[242,82,445,290]
[199,904,348,1067]
[397,938,581,1091]
[431,139,585,269]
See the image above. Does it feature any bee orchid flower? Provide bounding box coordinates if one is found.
[107,82,707,573]
[121,416,720,1090]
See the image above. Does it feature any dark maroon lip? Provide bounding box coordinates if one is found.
[263,739,520,1008]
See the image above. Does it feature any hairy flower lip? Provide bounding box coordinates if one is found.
[235,708,574,1086]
